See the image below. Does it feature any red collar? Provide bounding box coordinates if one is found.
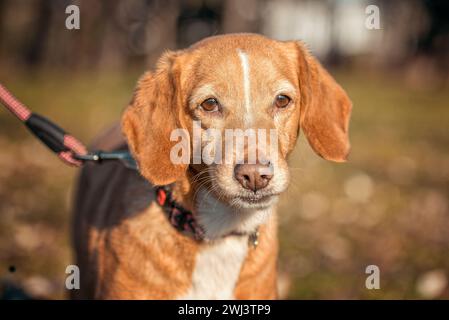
[155,186,206,241]
[155,185,260,246]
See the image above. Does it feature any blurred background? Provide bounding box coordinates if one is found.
[0,0,448,299]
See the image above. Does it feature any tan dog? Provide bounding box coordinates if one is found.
[72,33,351,299]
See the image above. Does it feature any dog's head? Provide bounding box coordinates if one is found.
[122,34,351,210]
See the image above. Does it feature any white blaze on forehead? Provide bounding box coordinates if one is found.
[237,49,252,125]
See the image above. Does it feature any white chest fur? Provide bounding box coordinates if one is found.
[178,236,248,299]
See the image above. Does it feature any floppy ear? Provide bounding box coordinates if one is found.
[122,51,188,185]
[296,42,352,162]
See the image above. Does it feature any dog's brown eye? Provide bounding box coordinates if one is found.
[274,95,291,108]
[200,98,219,112]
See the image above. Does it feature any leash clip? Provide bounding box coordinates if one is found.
[75,151,138,170]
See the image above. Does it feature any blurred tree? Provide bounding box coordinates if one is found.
[177,0,222,48]
[24,0,51,67]
[0,0,447,82]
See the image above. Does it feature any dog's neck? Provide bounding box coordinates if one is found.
[170,176,275,240]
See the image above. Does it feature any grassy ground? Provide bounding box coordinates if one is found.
[0,69,448,299]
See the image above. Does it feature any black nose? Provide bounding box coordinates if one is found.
[234,163,273,192]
